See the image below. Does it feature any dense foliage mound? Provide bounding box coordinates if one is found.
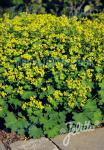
[0,13,104,138]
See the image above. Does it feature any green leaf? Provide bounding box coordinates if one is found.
[17,118,29,130]
[84,100,97,111]
[46,86,55,95]
[4,86,13,94]
[29,126,43,138]
[5,112,17,131]
[99,80,104,89]
[12,0,23,5]
[8,97,22,108]
[99,90,104,103]
[92,110,102,125]
[0,98,5,105]
[0,106,7,117]
[45,125,60,138]
[0,67,5,73]
[23,84,32,90]
[21,91,36,100]
[73,112,89,124]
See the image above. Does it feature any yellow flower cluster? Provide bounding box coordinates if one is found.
[22,96,44,110]
[21,54,32,61]
[53,90,63,100]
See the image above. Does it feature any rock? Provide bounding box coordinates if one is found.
[52,128,104,150]
[0,142,6,150]
[10,137,58,150]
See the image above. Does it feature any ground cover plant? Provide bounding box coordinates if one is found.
[0,13,104,138]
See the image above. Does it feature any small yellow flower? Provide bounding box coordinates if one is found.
[53,90,63,99]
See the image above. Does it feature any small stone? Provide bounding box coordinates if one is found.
[10,137,58,150]
[0,142,6,150]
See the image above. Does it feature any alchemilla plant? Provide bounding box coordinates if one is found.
[0,13,104,138]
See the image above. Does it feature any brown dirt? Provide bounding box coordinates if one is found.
[0,130,30,150]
